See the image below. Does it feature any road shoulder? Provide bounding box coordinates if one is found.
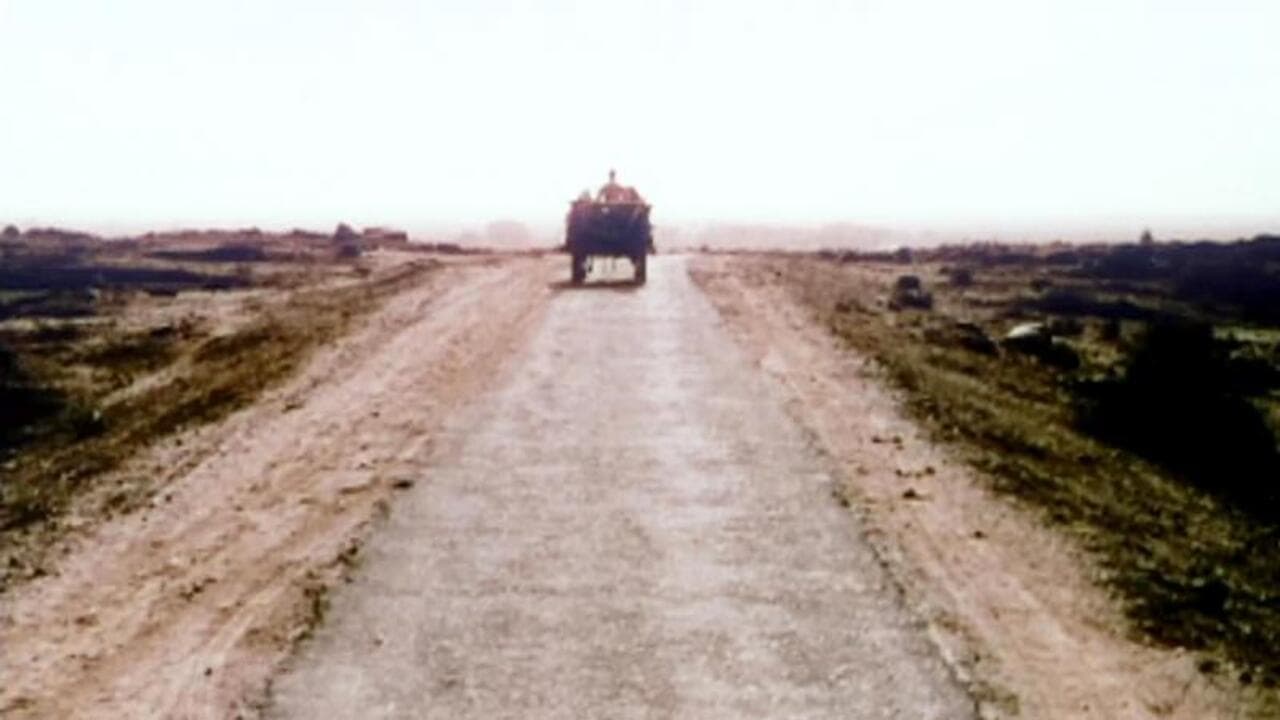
[690,254,1239,720]
[0,255,556,720]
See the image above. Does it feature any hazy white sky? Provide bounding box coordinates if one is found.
[1,1,1277,237]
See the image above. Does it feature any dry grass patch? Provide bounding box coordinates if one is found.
[0,258,438,588]
[721,249,1280,693]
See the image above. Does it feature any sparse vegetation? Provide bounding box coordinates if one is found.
[1075,322,1280,517]
[0,342,70,454]
[748,235,1280,691]
[0,230,439,589]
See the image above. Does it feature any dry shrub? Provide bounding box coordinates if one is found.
[1075,322,1280,518]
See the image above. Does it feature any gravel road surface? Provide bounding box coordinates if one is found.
[268,256,973,719]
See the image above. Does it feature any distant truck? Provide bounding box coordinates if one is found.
[565,171,653,284]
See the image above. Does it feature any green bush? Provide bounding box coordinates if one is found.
[1075,322,1280,517]
[0,344,66,451]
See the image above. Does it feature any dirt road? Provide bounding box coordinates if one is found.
[268,257,972,718]
[1,256,553,718]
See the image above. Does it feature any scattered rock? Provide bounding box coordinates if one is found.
[391,477,415,490]
[339,478,376,495]
[1005,322,1048,344]
[902,488,922,500]
[178,575,217,601]
[1001,322,1079,369]
[889,275,933,310]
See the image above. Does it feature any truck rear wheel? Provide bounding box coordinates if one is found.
[633,254,647,284]
[571,254,586,284]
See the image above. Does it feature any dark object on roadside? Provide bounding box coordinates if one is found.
[333,222,364,259]
[1002,322,1079,369]
[889,275,933,310]
[924,320,997,356]
[334,223,359,243]
[1003,321,1047,346]
[1074,321,1280,517]
[564,170,653,284]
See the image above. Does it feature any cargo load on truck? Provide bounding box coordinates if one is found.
[565,170,653,284]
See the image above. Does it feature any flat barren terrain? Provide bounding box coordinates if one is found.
[2,236,553,717]
[3,234,1277,718]
[268,256,969,719]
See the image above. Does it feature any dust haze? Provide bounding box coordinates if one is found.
[3,2,1279,719]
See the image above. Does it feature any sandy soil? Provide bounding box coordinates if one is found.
[690,254,1243,719]
[0,254,553,719]
[267,256,971,719]
[2,250,1247,718]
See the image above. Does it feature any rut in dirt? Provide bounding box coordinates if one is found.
[268,256,973,719]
